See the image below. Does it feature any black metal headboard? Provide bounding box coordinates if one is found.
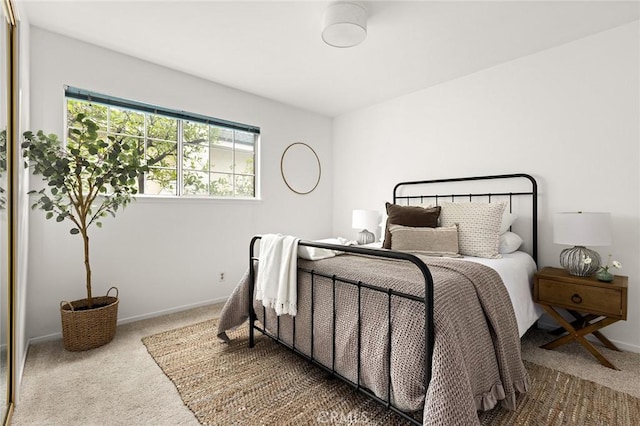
[393,173,538,263]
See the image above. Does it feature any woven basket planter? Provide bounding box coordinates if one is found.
[60,287,119,352]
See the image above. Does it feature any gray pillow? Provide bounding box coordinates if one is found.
[389,224,460,256]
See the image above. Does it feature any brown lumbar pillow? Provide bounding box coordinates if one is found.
[383,202,441,249]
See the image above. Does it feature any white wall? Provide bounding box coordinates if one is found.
[28,27,333,339]
[332,22,640,351]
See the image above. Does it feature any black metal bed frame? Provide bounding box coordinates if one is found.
[394,173,538,263]
[247,173,538,425]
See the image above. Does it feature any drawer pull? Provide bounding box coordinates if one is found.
[571,294,583,304]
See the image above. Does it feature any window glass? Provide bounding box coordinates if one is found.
[109,108,144,137]
[66,97,258,198]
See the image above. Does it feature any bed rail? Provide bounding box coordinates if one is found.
[248,236,434,425]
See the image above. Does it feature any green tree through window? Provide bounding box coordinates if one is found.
[66,97,257,198]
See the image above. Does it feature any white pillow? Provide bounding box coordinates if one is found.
[499,232,523,254]
[500,211,518,234]
[440,201,506,259]
[298,238,353,260]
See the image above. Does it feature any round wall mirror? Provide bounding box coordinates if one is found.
[280,142,321,195]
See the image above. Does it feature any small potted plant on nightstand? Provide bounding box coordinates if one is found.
[595,255,622,282]
[22,113,148,351]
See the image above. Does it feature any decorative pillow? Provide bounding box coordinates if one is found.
[499,232,523,254]
[389,224,459,256]
[382,203,441,249]
[298,238,353,260]
[500,211,518,235]
[439,201,506,259]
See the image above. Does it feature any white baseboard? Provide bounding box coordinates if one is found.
[117,296,227,325]
[28,297,228,346]
[537,318,640,354]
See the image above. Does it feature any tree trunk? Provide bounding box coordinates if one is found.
[82,229,93,308]
[137,173,145,194]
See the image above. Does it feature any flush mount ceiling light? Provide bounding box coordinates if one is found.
[322,2,367,48]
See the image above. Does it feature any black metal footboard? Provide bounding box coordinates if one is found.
[248,236,434,425]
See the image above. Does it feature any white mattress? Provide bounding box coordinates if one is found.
[459,252,543,337]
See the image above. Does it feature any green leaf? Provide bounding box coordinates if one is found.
[23,110,148,238]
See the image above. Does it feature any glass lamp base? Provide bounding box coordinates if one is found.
[559,246,600,276]
[357,229,375,245]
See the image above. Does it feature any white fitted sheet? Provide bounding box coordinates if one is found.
[459,251,543,337]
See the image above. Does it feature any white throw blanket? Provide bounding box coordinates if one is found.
[256,234,300,316]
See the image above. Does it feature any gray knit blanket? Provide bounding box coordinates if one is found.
[218,254,528,425]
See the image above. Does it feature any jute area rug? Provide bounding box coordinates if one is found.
[142,319,640,425]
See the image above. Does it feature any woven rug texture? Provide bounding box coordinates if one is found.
[142,319,640,425]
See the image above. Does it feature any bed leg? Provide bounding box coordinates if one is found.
[249,312,255,348]
[249,236,259,348]
[249,274,256,348]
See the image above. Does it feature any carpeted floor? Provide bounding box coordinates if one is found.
[11,303,640,425]
[143,318,640,426]
[11,305,222,426]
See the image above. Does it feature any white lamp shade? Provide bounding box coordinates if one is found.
[553,212,612,246]
[322,2,367,48]
[352,209,378,231]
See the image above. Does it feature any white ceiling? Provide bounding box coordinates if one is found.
[18,1,640,117]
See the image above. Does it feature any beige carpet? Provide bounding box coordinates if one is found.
[520,327,640,399]
[143,318,640,426]
[10,303,640,425]
[11,305,222,426]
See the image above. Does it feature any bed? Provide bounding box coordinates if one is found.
[218,173,540,425]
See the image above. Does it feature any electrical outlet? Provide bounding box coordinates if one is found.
[219,272,225,282]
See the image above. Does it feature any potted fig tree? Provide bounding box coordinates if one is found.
[22,113,148,351]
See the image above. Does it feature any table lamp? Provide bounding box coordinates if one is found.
[352,209,378,245]
[553,212,611,276]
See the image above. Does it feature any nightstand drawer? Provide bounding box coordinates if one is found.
[536,279,623,318]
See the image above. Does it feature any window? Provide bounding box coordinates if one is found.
[65,87,259,198]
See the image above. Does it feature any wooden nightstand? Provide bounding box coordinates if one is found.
[533,266,628,370]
